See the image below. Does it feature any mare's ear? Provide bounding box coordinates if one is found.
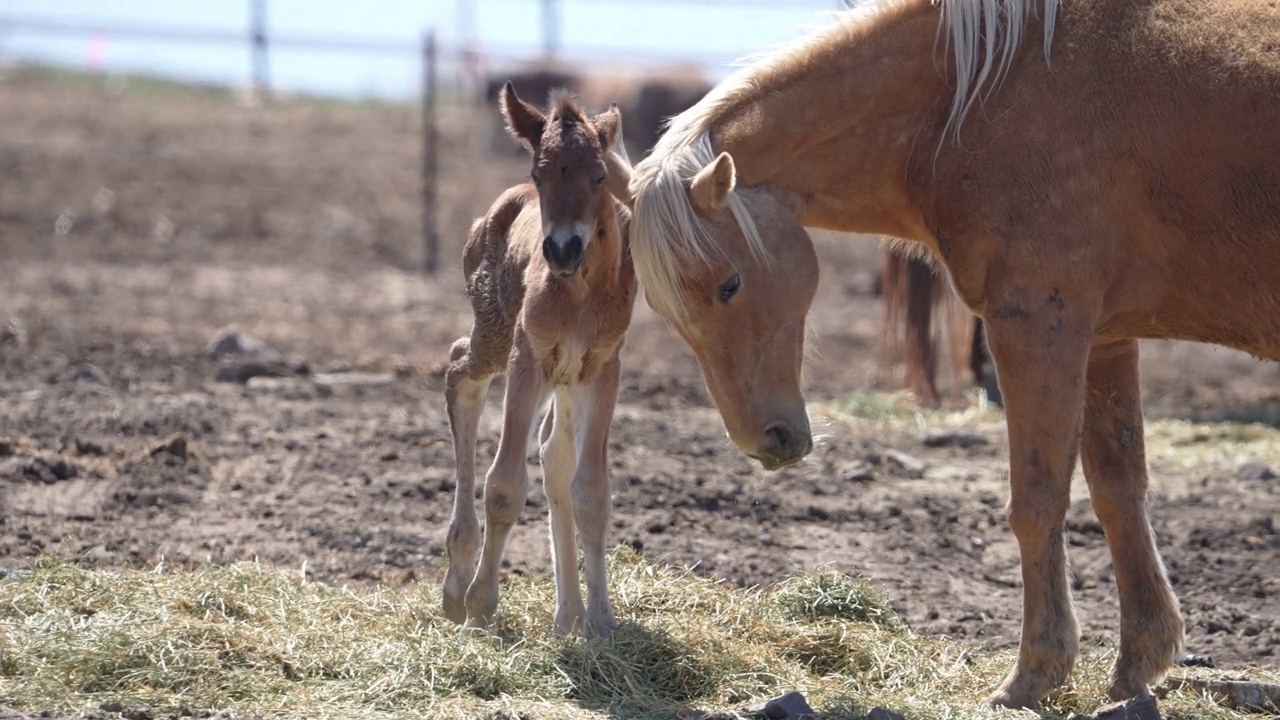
[597,103,636,210]
[688,151,736,211]
[499,82,545,151]
[593,103,621,152]
[603,145,635,211]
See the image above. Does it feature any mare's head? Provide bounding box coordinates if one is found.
[627,136,818,470]
[500,82,621,278]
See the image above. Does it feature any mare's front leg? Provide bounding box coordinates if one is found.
[443,337,492,624]
[570,351,622,636]
[1081,340,1182,701]
[464,335,544,630]
[983,287,1096,709]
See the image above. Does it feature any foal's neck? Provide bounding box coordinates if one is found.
[708,0,946,239]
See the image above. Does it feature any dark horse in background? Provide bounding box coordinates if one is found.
[879,247,1001,408]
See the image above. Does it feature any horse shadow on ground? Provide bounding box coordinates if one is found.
[544,617,742,719]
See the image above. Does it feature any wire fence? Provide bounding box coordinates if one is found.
[0,0,843,276]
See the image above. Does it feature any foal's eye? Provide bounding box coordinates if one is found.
[717,273,741,304]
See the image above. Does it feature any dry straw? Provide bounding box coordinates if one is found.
[0,548,1272,719]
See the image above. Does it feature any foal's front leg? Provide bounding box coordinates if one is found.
[464,338,544,629]
[541,391,587,634]
[1081,340,1182,701]
[982,290,1096,709]
[570,352,622,636]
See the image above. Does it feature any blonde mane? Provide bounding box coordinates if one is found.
[938,0,1059,138]
[629,0,1059,322]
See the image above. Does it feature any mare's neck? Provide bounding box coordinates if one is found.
[709,0,945,239]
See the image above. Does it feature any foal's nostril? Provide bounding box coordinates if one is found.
[564,236,584,266]
[541,235,583,273]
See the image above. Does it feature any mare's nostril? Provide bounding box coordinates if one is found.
[764,424,795,456]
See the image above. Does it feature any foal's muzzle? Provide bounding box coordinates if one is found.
[543,235,584,278]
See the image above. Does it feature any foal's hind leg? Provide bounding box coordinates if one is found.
[540,391,586,634]
[569,352,622,636]
[464,337,544,629]
[982,293,1095,709]
[443,337,492,624]
[1081,340,1182,701]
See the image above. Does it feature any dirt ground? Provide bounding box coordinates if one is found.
[1,70,1278,678]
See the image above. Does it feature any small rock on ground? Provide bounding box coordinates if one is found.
[881,449,927,478]
[206,327,280,362]
[70,362,109,384]
[838,460,876,483]
[692,690,817,720]
[1237,462,1277,482]
[0,318,27,348]
[921,430,988,449]
[311,372,396,389]
[1068,696,1162,720]
[214,360,296,384]
[1177,652,1214,668]
[148,434,191,461]
[1165,678,1280,714]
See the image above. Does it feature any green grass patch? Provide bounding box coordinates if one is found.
[821,389,1006,432]
[0,549,1273,719]
[821,390,1280,474]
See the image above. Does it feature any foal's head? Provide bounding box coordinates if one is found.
[501,83,621,278]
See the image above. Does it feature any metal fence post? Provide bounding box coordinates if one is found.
[422,31,440,276]
[249,0,270,101]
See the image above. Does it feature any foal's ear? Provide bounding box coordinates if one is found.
[593,103,622,151]
[689,152,736,212]
[499,82,546,150]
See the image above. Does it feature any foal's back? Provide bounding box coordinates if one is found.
[457,184,545,378]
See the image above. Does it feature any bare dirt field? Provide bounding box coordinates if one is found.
[2,69,1278,681]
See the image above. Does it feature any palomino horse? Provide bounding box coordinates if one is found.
[878,247,999,407]
[443,85,637,637]
[623,0,1280,708]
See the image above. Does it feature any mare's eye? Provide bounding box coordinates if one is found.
[718,273,741,304]
[530,172,541,188]
[590,174,605,188]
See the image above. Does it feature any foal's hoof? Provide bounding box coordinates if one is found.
[441,584,468,625]
[583,610,618,639]
[985,673,1050,711]
[463,615,492,636]
[554,608,585,637]
[1107,677,1154,704]
[985,688,1039,711]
